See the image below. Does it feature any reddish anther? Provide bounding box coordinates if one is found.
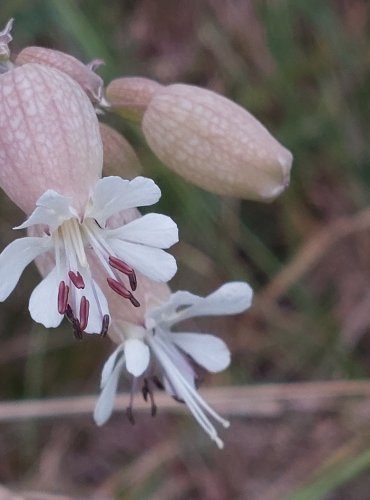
[64,304,74,322]
[68,271,85,289]
[107,277,130,298]
[142,378,149,402]
[129,294,140,308]
[64,305,83,340]
[107,278,140,307]
[58,281,69,314]
[79,296,90,331]
[109,256,137,291]
[126,406,135,425]
[141,378,157,416]
[128,271,137,292]
[100,314,110,336]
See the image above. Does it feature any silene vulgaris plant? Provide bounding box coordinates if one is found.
[0,20,292,446]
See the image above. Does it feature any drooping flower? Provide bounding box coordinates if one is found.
[107,77,293,201]
[94,281,253,448]
[0,62,178,335]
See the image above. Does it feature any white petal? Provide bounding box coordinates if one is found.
[0,237,51,301]
[108,239,177,282]
[15,190,76,231]
[171,332,230,372]
[148,333,228,447]
[29,267,63,328]
[124,338,150,377]
[149,290,199,325]
[86,176,161,226]
[174,282,253,322]
[108,213,178,249]
[100,345,125,389]
[94,352,125,426]
[151,333,196,392]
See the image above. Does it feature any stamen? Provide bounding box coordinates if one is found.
[64,304,74,322]
[100,314,110,337]
[79,296,90,331]
[126,378,138,424]
[129,295,140,308]
[142,378,149,402]
[65,305,83,340]
[73,322,83,340]
[142,378,157,416]
[148,391,157,417]
[107,278,140,307]
[109,256,137,291]
[152,376,164,390]
[58,281,69,314]
[151,403,157,417]
[126,406,135,425]
[68,271,85,289]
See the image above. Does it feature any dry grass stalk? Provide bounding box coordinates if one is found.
[1,380,370,422]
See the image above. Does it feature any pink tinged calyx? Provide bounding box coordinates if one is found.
[106,77,163,122]
[15,46,105,105]
[0,63,103,215]
[106,77,292,201]
[141,83,293,202]
[99,123,142,179]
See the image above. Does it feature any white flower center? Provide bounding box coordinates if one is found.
[53,216,139,337]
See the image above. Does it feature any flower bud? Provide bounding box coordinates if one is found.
[141,84,292,201]
[106,77,163,122]
[16,47,104,105]
[0,63,102,215]
[99,123,142,178]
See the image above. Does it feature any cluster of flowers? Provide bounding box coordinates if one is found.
[0,20,292,448]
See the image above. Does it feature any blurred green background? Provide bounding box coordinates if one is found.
[1,0,370,498]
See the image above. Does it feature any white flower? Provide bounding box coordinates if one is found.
[94,281,253,448]
[0,176,178,335]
